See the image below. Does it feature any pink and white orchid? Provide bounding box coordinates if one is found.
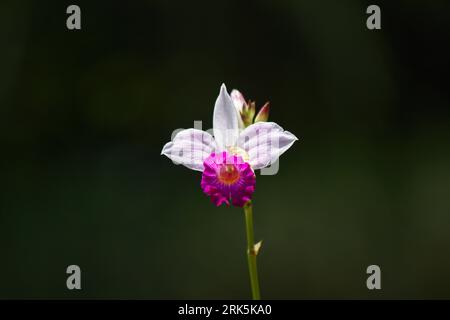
[161,84,298,207]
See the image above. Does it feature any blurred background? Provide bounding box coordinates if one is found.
[1,0,449,299]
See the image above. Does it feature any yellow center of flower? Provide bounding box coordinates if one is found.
[218,164,240,185]
[227,146,250,163]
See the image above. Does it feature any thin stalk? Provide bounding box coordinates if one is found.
[243,201,261,300]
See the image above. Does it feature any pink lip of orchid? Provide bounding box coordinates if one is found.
[161,84,298,207]
[201,151,256,207]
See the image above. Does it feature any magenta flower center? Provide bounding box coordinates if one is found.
[201,151,256,207]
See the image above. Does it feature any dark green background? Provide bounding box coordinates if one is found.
[1,0,449,299]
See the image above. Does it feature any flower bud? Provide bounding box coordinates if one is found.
[254,102,270,123]
[231,89,246,113]
[241,100,256,127]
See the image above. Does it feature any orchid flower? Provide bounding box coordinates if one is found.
[161,84,298,206]
[161,84,298,299]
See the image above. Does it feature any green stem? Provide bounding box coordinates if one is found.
[243,201,261,300]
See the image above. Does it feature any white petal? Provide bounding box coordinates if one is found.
[213,84,240,150]
[231,89,246,130]
[237,122,298,170]
[161,129,217,171]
